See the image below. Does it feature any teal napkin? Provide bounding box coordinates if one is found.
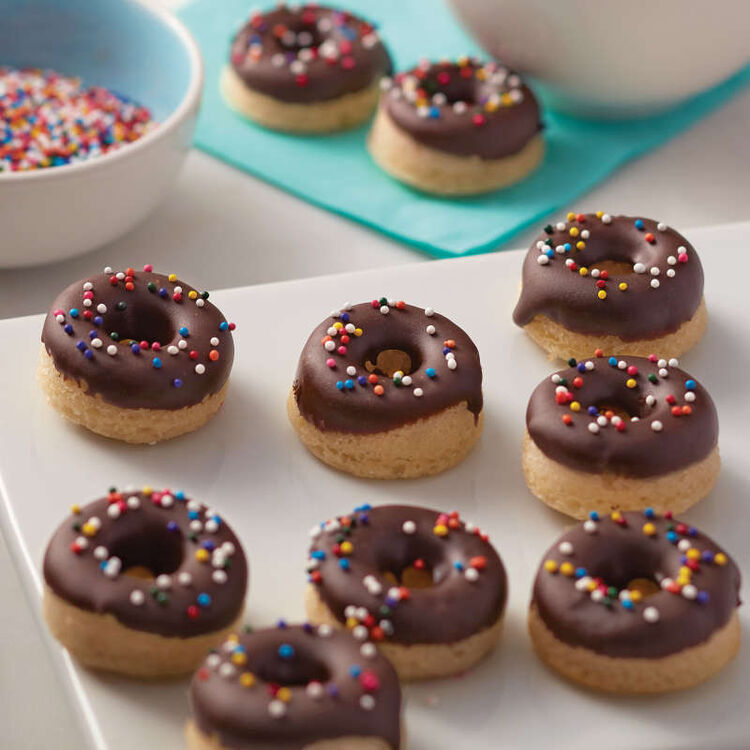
[178,0,750,257]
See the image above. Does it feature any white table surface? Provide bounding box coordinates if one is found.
[1,2,749,746]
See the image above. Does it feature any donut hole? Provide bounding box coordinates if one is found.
[272,22,323,52]
[105,301,175,348]
[252,648,330,686]
[365,347,421,377]
[109,520,183,581]
[593,401,640,422]
[626,577,661,599]
[582,537,664,593]
[589,260,634,276]
[376,535,447,589]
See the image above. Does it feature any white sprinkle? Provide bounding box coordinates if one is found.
[426,325,436,335]
[379,77,392,91]
[55,314,65,323]
[83,282,93,291]
[178,339,188,349]
[659,368,668,377]
[583,520,598,533]
[116,272,125,280]
[678,539,692,552]
[590,268,600,278]
[452,101,467,114]
[581,229,590,239]
[96,303,107,314]
[205,653,221,669]
[657,222,667,231]
[318,624,333,637]
[219,663,236,679]
[667,269,676,278]
[658,359,667,368]
[324,340,335,351]
[190,520,203,532]
[156,574,171,590]
[646,394,656,406]
[597,416,608,427]
[195,364,206,375]
[352,625,369,641]
[651,279,660,289]
[104,557,122,578]
[74,536,88,550]
[576,576,592,591]
[650,267,660,276]
[590,589,604,602]
[556,222,566,231]
[401,375,412,386]
[668,358,679,367]
[682,584,698,600]
[588,423,600,434]
[107,504,121,519]
[387,587,402,601]
[618,360,627,369]
[380,305,389,315]
[447,359,457,370]
[168,345,179,355]
[196,299,205,308]
[413,388,424,397]
[424,307,434,317]
[551,374,562,384]
[93,546,108,560]
[210,336,219,346]
[651,420,663,432]
[83,299,92,308]
[269,700,286,718]
[643,606,660,623]
[173,286,182,294]
[361,642,377,659]
[633,263,646,274]
[585,361,594,371]
[685,391,696,402]
[178,572,193,586]
[212,570,228,585]
[558,541,574,555]
[306,681,324,698]
[205,519,219,533]
[129,590,145,606]
[557,245,567,255]
[537,255,550,265]
[103,266,113,274]
[465,567,479,582]
[667,255,677,266]
[90,337,103,349]
[677,245,687,254]
[271,53,285,67]
[601,214,612,224]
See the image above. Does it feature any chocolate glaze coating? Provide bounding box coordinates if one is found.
[229,5,392,104]
[189,625,401,749]
[527,355,718,477]
[382,59,542,159]
[532,511,741,658]
[513,214,704,340]
[308,504,507,645]
[41,267,234,410]
[43,489,247,637]
[292,300,483,434]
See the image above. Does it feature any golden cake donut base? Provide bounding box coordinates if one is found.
[367,107,544,196]
[37,347,229,444]
[521,430,720,520]
[528,603,741,693]
[287,391,483,479]
[519,296,707,361]
[304,584,503,681]
[221,66,381,133]
[43,586,243,678]
[185,719,394,750]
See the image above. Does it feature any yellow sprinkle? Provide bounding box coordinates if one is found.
[231,651,247,666]
[457,55,469,67]
[333,321,343,330]
[611,511,622,521]
[587,580,597,592]
[188,290,198,300]
[168,273,177,282]
[500,92,513,106]
[566,212,576,221]
[679,566,692,578]
[340,541,353,555]
[642,522,656,536]
[715,552,728,566]
[579,267,588,276]
[195,549,210,563]
[226,634,239,644]
[240,672,255,688]
[619,282,628,291]
[485,100,499,112]
[629,590,643,602]
[476,68,487,81]
[576,241,586,250]
[277,687,292,702]
[569,227,580,237]
[544,559,558,573]
[570,401,581,412]
[71,504,81,515]
[626,378,637,388]
[596,210,604,218]
[676,576,691,587]
[560,562,575,577]
[597,290,607,300]
[354,328,363,337]
[82,522,97,537]
[686,548,701,561]
[433,524,449,537]
[345,617,359,629]
[142,486,152,497]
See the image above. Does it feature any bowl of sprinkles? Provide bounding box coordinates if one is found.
[0,0,203,268]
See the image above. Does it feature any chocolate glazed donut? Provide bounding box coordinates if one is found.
[229,5,391,104]
[529,510,741,693]
[187,624,402,749]
[382,59,541,159]
[304,504,507,679]
[513,213,706,358]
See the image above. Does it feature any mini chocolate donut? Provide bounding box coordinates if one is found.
[513,212,706,359]
[529,510,741,693]
[304,504,507,680]
[223,4,392,132]
[287,298,483,478]
[522,353,719,519]
[187,623,402,749]
[368,58,543,195]
[42,487,248,677]
[39,264,235,443]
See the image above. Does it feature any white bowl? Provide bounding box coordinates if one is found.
[0,0,203,268]
[449,0,750,118]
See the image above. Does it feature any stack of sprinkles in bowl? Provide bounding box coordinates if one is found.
[0,67,156,172]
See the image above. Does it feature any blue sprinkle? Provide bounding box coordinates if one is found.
[93,316,103,326]
[327,684,339,697]
[302,622,313,633]
[544,248,554,258]
[685,379,696,390]
[188,510,199,520]
[429,106,440,118]
[277,619,288,629]
[179,326,189,337]
[84,350,93,360]
[575,567,587,579]
[219,321,229,331]
[344,379,354,390]
[634,219,645,230]
[76,341,87,351]
[358,376,367,386]
[159,287,168,298]
[130,343,140,354]
[621,599,634,610]
[175,491,185,501]
[608,357,617,367]
[336,380,344,390]
[152,358,162,369]
[63,324,73,335]
[99,561,107,571]
[589,511,600,521]
[697,591,710,604]
[89,330,98,339]
[197,593,211,607]
[666,531,678,544]
[426,367,436,378]
[385,596,398,607]
[680,555,688,564]
[442,347,452,355]
[338,559,350,571]
[563,243,572,252]
[688,527,698,537]
[167,521,179,532]
[644,507,654,518]
[278,643,295,660]
[349,665,362,677]
[577,362,586,373]
[340,312,350,323]
[201,540,216,551]
[311,550,326,560]
[702,550,714,562]
[173,378,183,388]
[453,561,464,571]
[69,308,79,318]
[211,514,222,525]
[355,503,372,511]
[587,406,598,416]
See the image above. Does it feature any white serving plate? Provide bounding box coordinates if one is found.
[1,221,748,750]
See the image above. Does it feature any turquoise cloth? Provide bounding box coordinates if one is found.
[178,0,750,257]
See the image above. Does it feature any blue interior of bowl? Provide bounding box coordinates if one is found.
[0,0,194,121]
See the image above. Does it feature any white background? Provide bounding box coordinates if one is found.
[0,1,749,746]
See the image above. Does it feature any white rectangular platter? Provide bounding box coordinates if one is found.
[1,221,748,750]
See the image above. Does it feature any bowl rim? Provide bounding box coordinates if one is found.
[0,0,204,184]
